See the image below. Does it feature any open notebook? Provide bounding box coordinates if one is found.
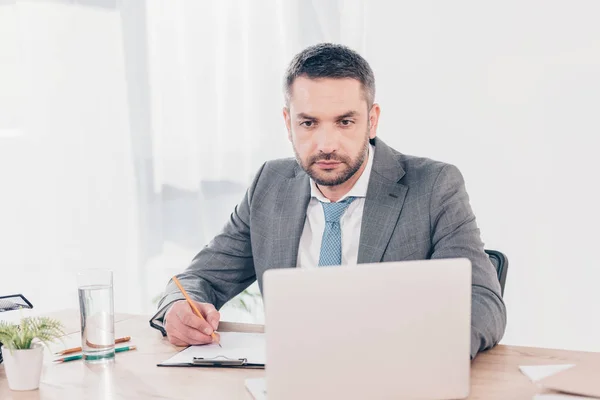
[157,332,265,368]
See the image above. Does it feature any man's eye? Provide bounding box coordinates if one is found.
[301,121,314,127]
[340,119,353,126]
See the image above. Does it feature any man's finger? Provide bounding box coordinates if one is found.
[206,310,220,331]
[196,302,220,331]
[177,327,220,346]
[170,316,214,345]
[166,308,211,345]
[168,331,187,347]
[166,321,188,347]
[176,305,215,336]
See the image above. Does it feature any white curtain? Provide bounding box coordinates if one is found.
[145,0,366,187]
[0,0,366,320]
[0,1,141,315]
[142,0,367,321]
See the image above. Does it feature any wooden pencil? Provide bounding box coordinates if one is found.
[55,336,131,355]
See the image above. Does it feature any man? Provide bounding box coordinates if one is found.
[150,43,506,359]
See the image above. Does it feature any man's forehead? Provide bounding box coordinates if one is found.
[290,76,363,99]
[289,77,368,116]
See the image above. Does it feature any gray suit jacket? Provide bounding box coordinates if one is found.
[152,138,506,359]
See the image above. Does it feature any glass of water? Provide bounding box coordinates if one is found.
[77,269,115,363]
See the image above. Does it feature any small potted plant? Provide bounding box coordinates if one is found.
[0,317,64,391]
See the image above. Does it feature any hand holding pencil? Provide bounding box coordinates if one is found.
[164,276,221,347]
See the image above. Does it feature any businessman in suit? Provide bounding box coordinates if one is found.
[151,43,506,359]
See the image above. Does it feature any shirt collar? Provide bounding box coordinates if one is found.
[310,144,375,203]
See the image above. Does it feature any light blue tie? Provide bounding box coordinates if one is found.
[318,197,356,267]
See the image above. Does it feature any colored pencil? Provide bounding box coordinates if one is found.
[55,336,131,355]
[54,345,137,363]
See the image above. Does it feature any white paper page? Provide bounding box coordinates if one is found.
[534,394,597,400]
[160,332,265,365]
[245,378,267,400]
[519,364,576,383]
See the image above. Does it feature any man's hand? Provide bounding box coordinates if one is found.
[164,300,220,346]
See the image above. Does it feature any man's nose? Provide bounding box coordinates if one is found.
[314,126,338,154]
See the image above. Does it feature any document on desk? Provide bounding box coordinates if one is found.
[533,395,597,400]
[537,363,600,399]
[245,378,267,400]
[157,332,265,368]
[519,364,576,382]
[521,364,600,399]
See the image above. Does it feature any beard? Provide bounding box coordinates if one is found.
[293,132,370,186]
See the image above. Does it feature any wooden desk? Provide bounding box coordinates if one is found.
[1,310,599,399]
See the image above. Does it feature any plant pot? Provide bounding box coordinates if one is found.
[1,343,44,391]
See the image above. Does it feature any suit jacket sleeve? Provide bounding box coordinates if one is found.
[149,163,265,334]
[429,164,507,359]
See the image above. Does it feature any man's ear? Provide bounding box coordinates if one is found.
[283,106,292,142]
[368,103,381,140]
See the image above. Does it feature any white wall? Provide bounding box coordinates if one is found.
[0,2,140,314]
[365,1,600,351]
[0,3,19,133]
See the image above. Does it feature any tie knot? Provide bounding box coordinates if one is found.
[320,197,356,223]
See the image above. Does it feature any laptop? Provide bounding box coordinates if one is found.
[261,258,472,400]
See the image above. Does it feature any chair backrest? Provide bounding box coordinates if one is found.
[484,249,508,296]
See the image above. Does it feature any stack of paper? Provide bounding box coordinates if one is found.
[520,364,600,399]
[519,364,576,383]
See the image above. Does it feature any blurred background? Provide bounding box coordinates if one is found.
[0,0,599,352]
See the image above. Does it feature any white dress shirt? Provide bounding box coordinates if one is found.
[296,144,375,268]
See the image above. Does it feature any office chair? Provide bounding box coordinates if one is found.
[485,249,508,296]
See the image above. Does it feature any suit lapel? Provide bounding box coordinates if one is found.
[357,139,408,264]
[272,166,310,269]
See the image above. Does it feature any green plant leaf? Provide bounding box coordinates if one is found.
[0,317,64,350]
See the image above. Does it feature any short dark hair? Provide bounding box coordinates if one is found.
[284,43,376,107]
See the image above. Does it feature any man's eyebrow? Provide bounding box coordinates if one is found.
[296,113,317,120]
[335,111,359,119]
[295,111,359,120]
